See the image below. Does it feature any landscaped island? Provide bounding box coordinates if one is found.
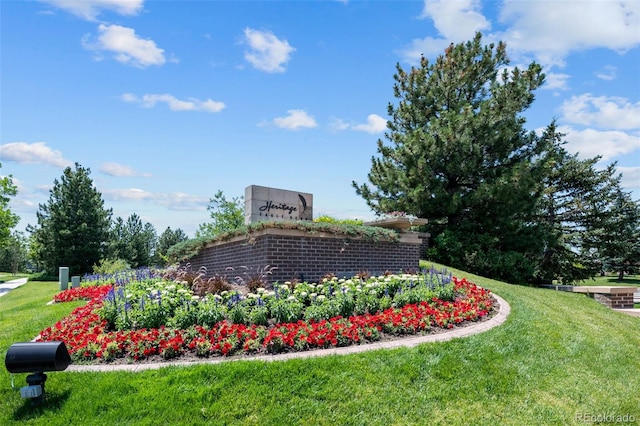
[38,266,494,364]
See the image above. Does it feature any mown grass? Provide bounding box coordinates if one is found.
[1,268,639,425]
[588,274,640,287]
[0,273,30,284]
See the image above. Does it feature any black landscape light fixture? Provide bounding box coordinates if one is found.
[5,341,71,403]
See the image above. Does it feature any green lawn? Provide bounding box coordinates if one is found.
[1,267,639,425]
[587,274,640,287]
[0,273,30,284]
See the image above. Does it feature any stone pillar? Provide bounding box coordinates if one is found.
[59,267,69,291]
[71,276,80,289]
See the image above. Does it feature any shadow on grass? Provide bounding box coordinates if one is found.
[11,390,71,422]
[601,277,640,285]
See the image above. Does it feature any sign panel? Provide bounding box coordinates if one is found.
[245,185,313,224]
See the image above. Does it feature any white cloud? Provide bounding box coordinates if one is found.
[560,94,640,131]
[499,0,640,68]
[352,114,387,134]
[329,118,350,131]
[83,24,165,68]
[403,1,639,71]
[0,142,72,168]
[102,188,209,211]
[40,0,144,21]
[543,72,570,91]
[102,188,155,201]
[243,28,295,73]
[157,193,210,211]
[272,109,317,130]
[400,0,489,62]
[121,93,225,112]
[618,167,640,191]
[596,65,617,81]
[100,162,151,177]
[558,125,640,162]
[34,185,53,194]
[9,198,38,214]
[420,0,490,40]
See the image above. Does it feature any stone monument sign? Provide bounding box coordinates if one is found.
[245,185,313,224]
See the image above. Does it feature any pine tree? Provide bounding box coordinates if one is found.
[29,163,112,275]
[353,33,549,282]
[533,125,623,283]
[107,214,157,268]
[153,227,188,265]
[593,189,640,280]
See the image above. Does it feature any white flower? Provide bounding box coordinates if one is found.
[191,295,200,301]
[287,295,296,301]
[317,295,326,301]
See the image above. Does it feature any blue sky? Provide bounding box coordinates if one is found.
[2,0,639,237]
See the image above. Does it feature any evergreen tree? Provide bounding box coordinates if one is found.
[107,214,157,268]
[107,217,130,262]
[353,33,549,282]
[592,189,640,280]
[196,190,244,238]
[142,222,157,266]
[153,227,188,265]
[28,163,112,275]
[533,126,623,283]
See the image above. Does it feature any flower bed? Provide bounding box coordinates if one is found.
[38,270,494,364]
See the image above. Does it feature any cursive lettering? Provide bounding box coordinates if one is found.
[259,200,297,215]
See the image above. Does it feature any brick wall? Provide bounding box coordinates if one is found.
[593,293,636,309]
[417,232,430,259]
[184,228,422,284]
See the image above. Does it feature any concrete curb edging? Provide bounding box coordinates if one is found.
[67,293,510,373]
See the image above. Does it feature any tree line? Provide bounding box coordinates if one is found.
[2,33,639,283]
[0,163,188,276]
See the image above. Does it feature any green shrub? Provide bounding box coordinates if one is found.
[270,298,304,324]
[314,215,363,226]
[169,302,199,329]
[93,258,131,275]
[196,298,227,327]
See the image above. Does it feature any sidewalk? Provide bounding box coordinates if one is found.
[0,277,28,297]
